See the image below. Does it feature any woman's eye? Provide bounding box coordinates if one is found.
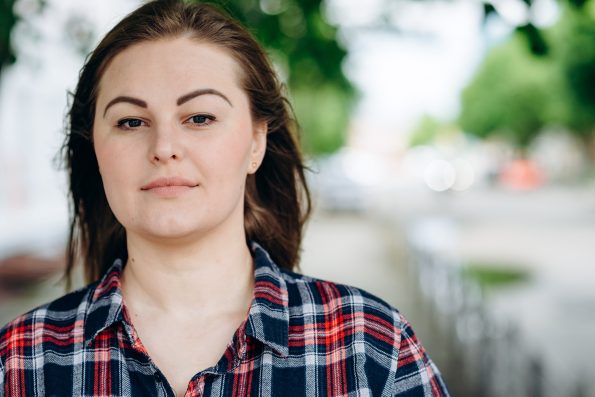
[116,118,146,130]
[187,114,215,126]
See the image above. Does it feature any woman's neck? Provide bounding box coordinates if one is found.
[120,230,255,318]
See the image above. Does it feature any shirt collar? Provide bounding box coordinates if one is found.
[83,243,290,356]
[84,259,126,346]
[245,241,290,357]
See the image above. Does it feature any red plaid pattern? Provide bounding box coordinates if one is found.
[1,242,449,396]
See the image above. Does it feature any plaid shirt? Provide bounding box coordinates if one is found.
[0,242,449,396]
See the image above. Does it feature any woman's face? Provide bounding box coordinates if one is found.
[93,37,267,243]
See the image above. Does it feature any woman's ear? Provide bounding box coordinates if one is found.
[249,121,267,174]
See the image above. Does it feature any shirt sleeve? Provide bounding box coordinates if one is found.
[394,313,450,396]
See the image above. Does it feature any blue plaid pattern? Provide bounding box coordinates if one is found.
[0,242,449,396]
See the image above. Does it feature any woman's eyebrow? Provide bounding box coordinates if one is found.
[103,96,147,117]
[102,88,233,118]
[177,88,233,107]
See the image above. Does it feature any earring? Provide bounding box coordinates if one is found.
[251,162,258,170]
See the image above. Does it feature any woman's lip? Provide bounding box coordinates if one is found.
[140,177,198,190]
[143,185,195,198]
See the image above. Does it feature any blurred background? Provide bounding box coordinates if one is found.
[1,0,594,395]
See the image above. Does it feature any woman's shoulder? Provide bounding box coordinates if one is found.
[0,282,97,359]
[280,268,405,344]
[279,270,450,396]
[252,242,403,337]
[282,268,400,314]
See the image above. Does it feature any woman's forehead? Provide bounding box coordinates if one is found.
[96,37,245,104]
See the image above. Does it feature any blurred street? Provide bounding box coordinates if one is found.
[376,185,595,397]
[302,183,595,396]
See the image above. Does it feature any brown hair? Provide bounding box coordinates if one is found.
[64,0,311,284]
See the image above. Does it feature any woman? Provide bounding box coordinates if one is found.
[0,1,450,396]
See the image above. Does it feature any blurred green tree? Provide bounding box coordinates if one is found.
[198,0,355,154]
[0,0,19,73]
[551,3,595,138]
[409,115,444,147]
[458,34,555,148]
[459,1,595,149]
[1,0,47,75]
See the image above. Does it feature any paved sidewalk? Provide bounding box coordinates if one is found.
[373,185,595,397]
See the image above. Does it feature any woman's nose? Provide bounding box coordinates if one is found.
[149,124,183,163]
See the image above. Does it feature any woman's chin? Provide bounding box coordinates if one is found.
[132,220,208,243]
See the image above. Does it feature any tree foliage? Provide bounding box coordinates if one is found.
[459,35,555,148]
[459,1,595,148]
[409,115,444,147]
[204,0,351,90]
[0,0,19,73]
[553,2,595,135]
[192,0,357,154]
